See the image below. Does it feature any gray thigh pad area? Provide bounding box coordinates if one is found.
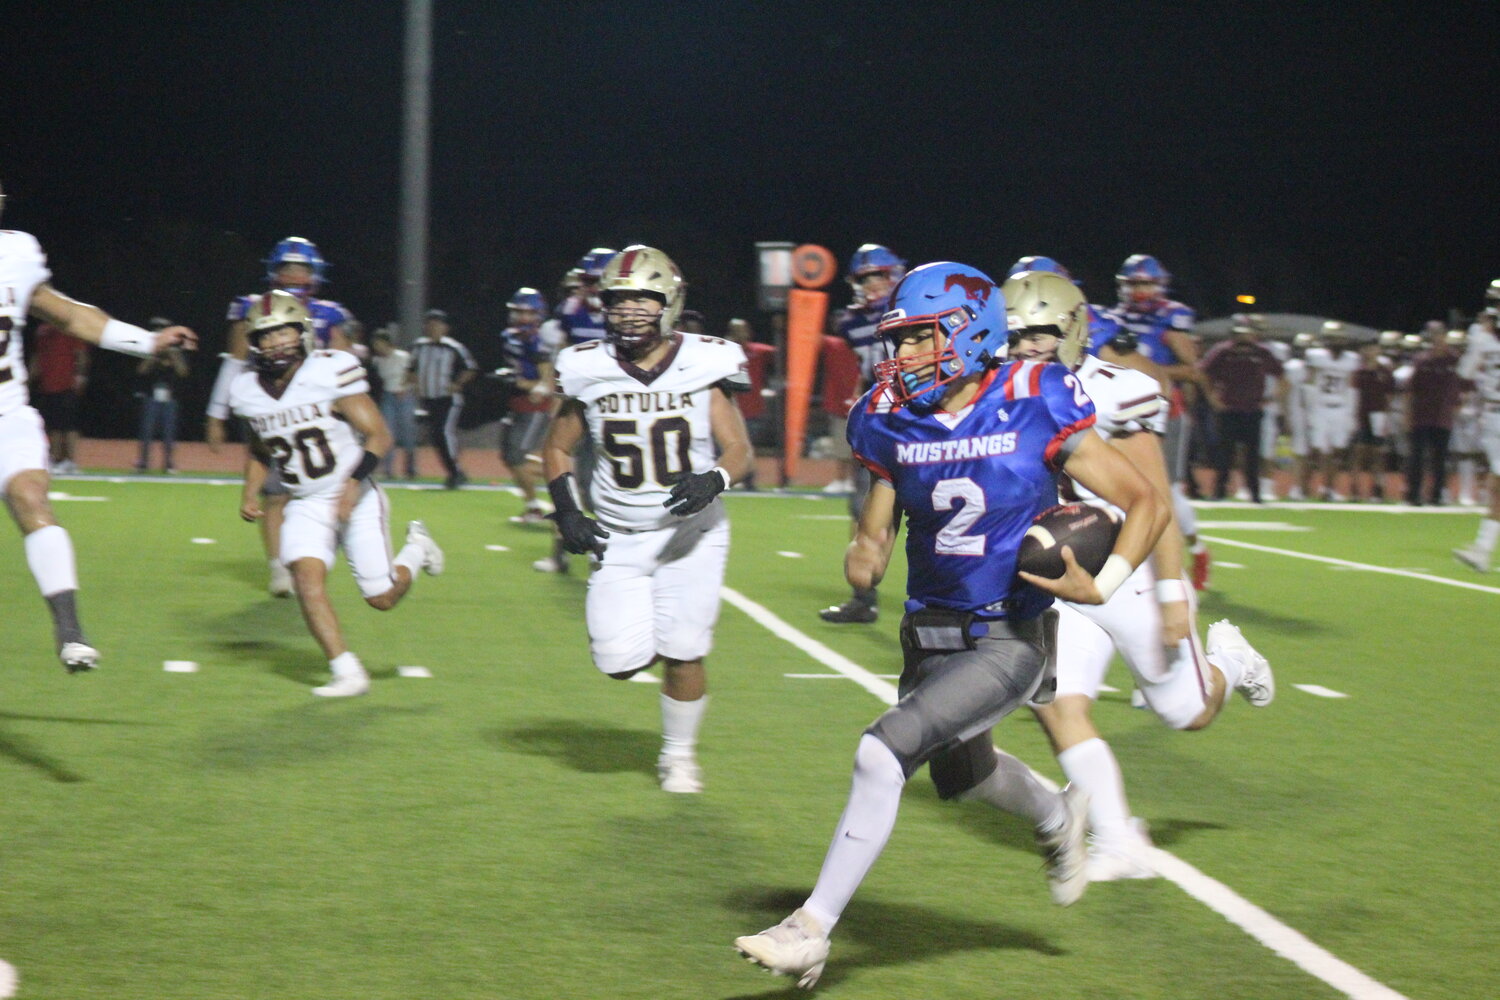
[866,629,1045,794]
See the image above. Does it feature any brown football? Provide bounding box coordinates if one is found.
[1017,503,1123,579]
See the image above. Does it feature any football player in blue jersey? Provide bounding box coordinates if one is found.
[1103,254,1210,588]
[497,287,555,524]
[818,243,906,624]
[205,237,357,597]
[736,262,1170,989]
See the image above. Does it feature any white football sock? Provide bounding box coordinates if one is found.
[1458,460,1476,500]
[660,693,707,758]
[394,542,424,579]
[1057,737,1133,840]
[25,525,79,597]
[1476,518,1500,555]
[1172,484,1198,537]
[328,651,365,678]
[958,748,1064,830]
[804,734,905,932]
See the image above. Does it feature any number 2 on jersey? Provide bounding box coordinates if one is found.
[932,477,986,556]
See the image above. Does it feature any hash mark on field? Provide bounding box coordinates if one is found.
[723,585,1410,1000]
[1201,535,1500,595]
[628,673,660,684]
[190,538,217,545]
[46,492,109,502]
[1295,684,1349,698]
[776,551,804,558]
[397,666,432,678]
[163,661,198,673]
[1215,561,1244,569]
[484,544,511,552]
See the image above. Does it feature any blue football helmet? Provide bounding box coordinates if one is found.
[874,262,1007,409]
[576,247,617,280]
[264,237,328,289]
[1116,253,1170,307]
[1007,255,1074,282]
[506,287,548,319]
[847,243,906,309]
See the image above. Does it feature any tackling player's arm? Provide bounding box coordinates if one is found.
[845,479,899,592]
[1021,432,1169,605]
[332,391,392,522]
[1110,429,1190,644]
[28,285,197,355]
[542,397,608,556]
[240,434,269,522]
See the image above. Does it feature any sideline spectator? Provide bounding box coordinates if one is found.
[133,318,190,473]
[30,323,90,474]
[371,328,417,479]
[1404,327,1464,505]
[411,309,477,489]
[1200,324,1282,502]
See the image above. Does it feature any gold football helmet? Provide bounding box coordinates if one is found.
[600,244,685,355]
[1002,269,1090,370]
[247,289,316,374]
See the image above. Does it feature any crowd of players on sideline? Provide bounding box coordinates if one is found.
[4,213,1499,991]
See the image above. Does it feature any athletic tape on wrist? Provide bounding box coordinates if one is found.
[1092,554,1134,603]
[99,319,157,358]
[1156,577,1189,603]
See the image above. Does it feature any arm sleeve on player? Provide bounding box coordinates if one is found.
[207,355,249,420]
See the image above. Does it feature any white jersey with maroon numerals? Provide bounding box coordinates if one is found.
[228,350,371,498]
[1303,347,1360,411]
[0,231,53,416]
[555,333,749,532]
[1064,354,1167,513]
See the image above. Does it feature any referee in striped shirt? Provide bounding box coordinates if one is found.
[412,309,478,488]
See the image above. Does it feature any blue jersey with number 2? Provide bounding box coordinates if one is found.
[847,360,1096,620]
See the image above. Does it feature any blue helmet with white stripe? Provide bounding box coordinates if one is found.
[264,237,328,289]
[874,261,1007,409]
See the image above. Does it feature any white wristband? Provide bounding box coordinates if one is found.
[1156,577,1189,603]
[712,466,732,490]
[99,318,157,358]
[1091,554,1134,603]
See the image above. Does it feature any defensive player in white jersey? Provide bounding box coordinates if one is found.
[541,245,753,794]
[208,238,354,598]
[1454,309,1500,571]
[229,291,443,697]
[0,198,197,672]
[1006,271,1274,879]
[1303,324,1361,500]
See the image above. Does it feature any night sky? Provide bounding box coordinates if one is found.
[4,1,1497,356]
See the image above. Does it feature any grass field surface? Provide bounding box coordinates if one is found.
[0,478,1495,998]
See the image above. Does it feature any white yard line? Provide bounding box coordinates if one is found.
[721,585,1409,1000]
[1200,535,1500,596]
[1294,684,1349,698]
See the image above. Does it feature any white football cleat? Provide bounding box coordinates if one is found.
[508,504,551,525]
[734,907,830,990]
[1453,546,1491,573]
[312,669,370,698]
[406,520,444,576]
[1037,783,1090,906]
[657,753,703,794]
[1086,818,1157,882]
[1207,619,1275,707]
[268,561,295,598]
[59,641,100,674]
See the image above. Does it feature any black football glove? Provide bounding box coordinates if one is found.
[664,468,729,517]
[550,508,609,556]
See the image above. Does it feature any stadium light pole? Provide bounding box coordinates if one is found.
[397,0,432,347]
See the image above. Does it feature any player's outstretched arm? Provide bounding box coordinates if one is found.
[29,285,197,355]
[1025,433,1169,604]
[845,479,899,592]
[1111,429,1189,643]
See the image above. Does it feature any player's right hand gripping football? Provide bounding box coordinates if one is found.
[550,509,608,557]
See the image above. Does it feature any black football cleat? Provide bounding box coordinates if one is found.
[819,598,878,624]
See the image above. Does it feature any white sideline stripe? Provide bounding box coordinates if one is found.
[1295,684,1349,698]
[785,673,902,680]
[1201,535,1500,596]
[722,584,1409,1000]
